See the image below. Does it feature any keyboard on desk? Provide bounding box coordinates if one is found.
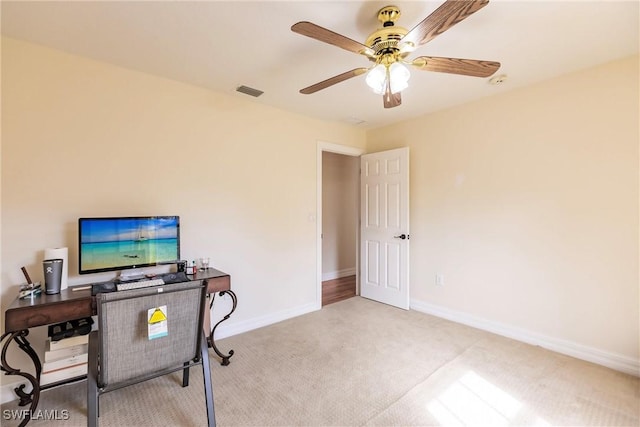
[116,278,165,291]
[114,272,189,291]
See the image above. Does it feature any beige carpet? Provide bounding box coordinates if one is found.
[2,297,638,426]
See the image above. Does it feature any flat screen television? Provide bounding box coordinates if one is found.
[78,216,180,275]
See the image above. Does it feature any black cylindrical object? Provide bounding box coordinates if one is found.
[43,258,63,295]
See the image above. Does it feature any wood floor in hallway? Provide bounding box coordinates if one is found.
[322,275,356,306]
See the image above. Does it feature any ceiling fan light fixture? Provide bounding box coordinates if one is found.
[292,1,500,109]
[389,62,410,94]
[365,64,387,95]
[366,62,410,95]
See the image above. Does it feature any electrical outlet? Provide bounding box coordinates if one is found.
[435,274,444,286]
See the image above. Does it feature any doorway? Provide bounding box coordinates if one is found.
[316,142,364,309]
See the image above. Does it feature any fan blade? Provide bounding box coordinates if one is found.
[292,22,374,57]
[412,56,500,77]
[300,68,368,95]
[383,82,402,109]
[401,0,489,47]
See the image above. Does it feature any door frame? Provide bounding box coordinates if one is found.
[316,141,365,310]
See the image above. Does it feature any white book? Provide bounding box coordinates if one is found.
[40,363,88,386]
[48,334,89,351]
[44,342,88,362]
[42,353,88,373]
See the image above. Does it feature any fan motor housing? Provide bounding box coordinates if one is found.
[366,6,409,59]
[365,26,408,57]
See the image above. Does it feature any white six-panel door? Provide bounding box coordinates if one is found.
[360,147,409,309]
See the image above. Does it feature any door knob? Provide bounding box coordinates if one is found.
[393,234,408,240]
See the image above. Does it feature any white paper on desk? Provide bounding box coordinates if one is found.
[148,306,168,340]
[44,247,68,290]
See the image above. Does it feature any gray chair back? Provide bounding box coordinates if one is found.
[88,280,215,427]
[96,280,205,387]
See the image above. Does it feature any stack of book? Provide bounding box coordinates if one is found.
[41,334,88,386]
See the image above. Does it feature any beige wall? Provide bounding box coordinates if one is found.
[367,55,639,363]
[1,35,638,394]
[0,37,366,382]
[322,152,359,279]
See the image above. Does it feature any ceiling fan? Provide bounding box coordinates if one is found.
[291,0,501,108]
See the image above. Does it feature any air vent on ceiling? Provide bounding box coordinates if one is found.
[344,117,366,125]
[236,85,264,97]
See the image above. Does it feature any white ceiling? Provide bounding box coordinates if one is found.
[2,1,638,129]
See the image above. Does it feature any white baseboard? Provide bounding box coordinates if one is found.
[410,299,640,377]
[322,268,356,282]
[213,302,318,340]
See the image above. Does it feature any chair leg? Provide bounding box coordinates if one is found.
[87,331,99,427]
[182,362,190,387]
[200,331,216,427]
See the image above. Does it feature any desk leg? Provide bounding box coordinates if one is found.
[1,330,41,427]
[207,290,237,366]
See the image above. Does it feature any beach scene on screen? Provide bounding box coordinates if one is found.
[80,217,179,271]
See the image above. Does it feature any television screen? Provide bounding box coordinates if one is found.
[78,216,180,275]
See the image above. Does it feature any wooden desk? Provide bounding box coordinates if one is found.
[1,268,236,427]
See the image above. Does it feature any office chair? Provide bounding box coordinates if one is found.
[87,280,215,427]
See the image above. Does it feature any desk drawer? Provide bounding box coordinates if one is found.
[205,275,231,293]
[6,298,94,332]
